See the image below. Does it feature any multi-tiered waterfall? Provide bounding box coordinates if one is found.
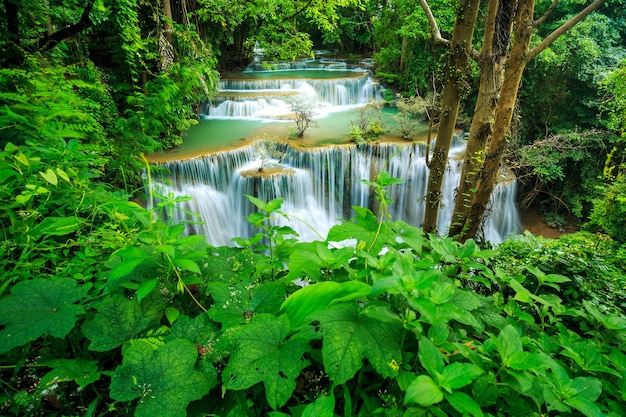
[151,58,521,246]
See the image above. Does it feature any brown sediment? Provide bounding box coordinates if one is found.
[239,166,297,178]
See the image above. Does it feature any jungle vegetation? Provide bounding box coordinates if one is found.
[1,0,626,416]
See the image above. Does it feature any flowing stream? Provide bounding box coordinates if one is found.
[150,58,521,246]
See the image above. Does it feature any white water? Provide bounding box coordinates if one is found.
[204,71,386,119]
[153,141,521,246]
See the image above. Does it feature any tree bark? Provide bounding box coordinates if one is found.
[421,0,481,234]
[458,0,535,241]
[449,0,516,238]
[163,0,174,44]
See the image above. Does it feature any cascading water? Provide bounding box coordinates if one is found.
[205,62,386,119]
[153,140,521,246]
[151,58,521,246]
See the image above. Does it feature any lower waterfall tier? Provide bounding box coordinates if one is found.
[152,140,521,246]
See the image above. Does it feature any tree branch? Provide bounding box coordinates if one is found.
[418,0,451,47]
[477,0,501,61]
[534,0,559,27]
[282,0,316,24]
[527,0,607,61]
[38,0,95,52]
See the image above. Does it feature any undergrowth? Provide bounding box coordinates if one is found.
[1,138,625,417]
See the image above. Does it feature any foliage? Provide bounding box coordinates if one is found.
[394,93,431,140]
[350,101,387,145]
[587,61,626,242]
[2,146,626,415]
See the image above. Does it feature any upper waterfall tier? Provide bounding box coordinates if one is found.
[203,68,386,119]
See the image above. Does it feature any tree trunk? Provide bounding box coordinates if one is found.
[163,0,174,44]
[421,0,481,234]
[448,0,516,238]
[458,0,535,240]
[455,0,608,241]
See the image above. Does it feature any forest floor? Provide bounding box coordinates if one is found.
[520,208,579,239]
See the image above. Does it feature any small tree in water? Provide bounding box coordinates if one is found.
[287,96,319,139]
[350,100,387,145]
[253,138,284,173]
[394,93,431,140]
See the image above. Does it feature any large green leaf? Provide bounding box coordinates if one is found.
[222,314,310,409]
[205,246,260,285]
[110,339,213,417]
[280,281,372,330]
[0,278,87,353]
[405,374,443,406]
[82,293,164,351]
[314,303,403,385]
[208,280,286,328]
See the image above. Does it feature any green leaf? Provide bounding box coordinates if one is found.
[14,151,29,166]
[29,216,80,238]
[0,278,87,354]
[137,279,158,302]
[82,293,164,351]
[41,358,100,388]
[565,396,604,417]
[327,207,390,254]
[315,303,403,385]
[223,314,310,409]
[418,336,445,377]
[495,325,523,367]
[165,307,180,325]
[208,281,286,328]
[445,391,483,417]
[280,281,371,330]
[109,257,145,285]
[508,352,551,371]
[404,375,443,406]
[40,168,58,185]
[301,395,335,417]
[110,339,213,417]
[173,258,201,274]
[55,167,70,183]
[438,363,483,390]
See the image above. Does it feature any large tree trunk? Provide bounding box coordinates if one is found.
[448,0,516,238]
[455,0,608,241]
[421,0,481,234]
[458,0,535,241]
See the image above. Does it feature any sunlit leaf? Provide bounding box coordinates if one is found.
[314,303,402,384]
[405,375,443,406]
[223,314,310,409]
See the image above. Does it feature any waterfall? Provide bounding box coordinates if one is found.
[152,141,521,246]
[204,73,386,119]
